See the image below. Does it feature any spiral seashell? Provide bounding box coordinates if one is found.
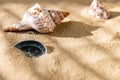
[4,3,69,33]
[88,0,110,19]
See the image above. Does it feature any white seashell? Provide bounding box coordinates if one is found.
[4,3,69,33]
[88,0,110,19]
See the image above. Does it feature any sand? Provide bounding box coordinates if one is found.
[0,0,120,80]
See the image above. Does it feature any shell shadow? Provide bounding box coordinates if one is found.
[49,21,99,38]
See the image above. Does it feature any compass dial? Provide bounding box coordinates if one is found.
[14,40,46,57]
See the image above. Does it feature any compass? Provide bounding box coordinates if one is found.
[9,31,47,58]
[14,40,47,58]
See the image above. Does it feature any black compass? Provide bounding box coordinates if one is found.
[14,40,47,58]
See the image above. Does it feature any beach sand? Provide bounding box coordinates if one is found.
[0,0,120,80]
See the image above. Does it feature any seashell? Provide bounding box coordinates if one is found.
[4,3,69,33]
[88,0,110,19]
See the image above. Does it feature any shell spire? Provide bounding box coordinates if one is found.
[4,3,69,33]
[47,9,69,24]
[88,0,110,19]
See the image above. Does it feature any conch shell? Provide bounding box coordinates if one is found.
[4,3,69,33]
[88,0,110,19]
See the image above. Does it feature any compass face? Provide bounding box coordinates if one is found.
[14,40,46,58]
